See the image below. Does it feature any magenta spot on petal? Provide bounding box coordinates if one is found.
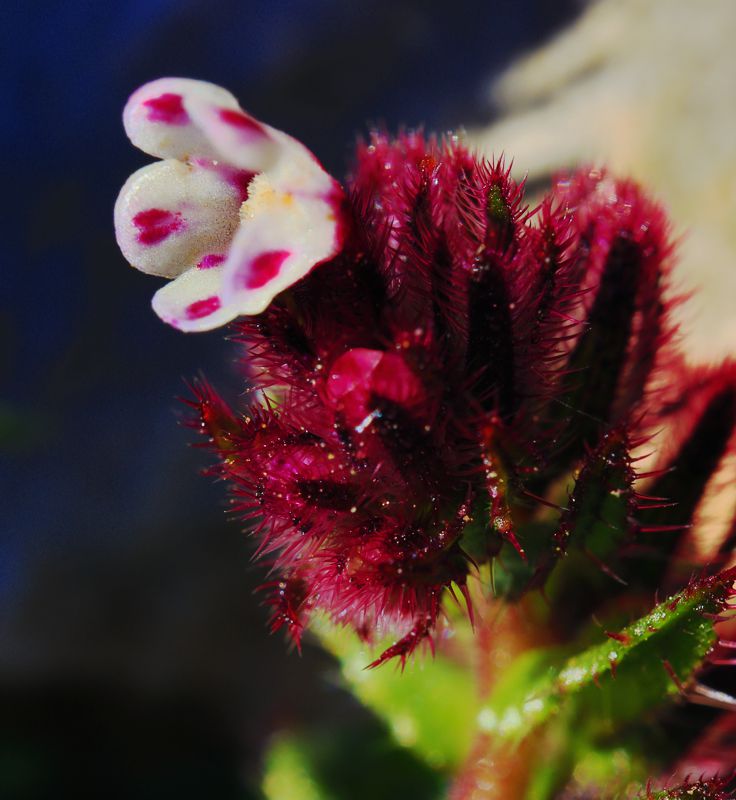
[133,208,185,246]
[143,93,189,125]
[219,108,267,138]
[185,295,221,320]
[243,250,291,289]
[197,253,226,270]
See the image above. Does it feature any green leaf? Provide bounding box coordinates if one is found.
[261,723,445,800]
[263,736,331,800]
[311,613,477,770]
[478,570,734,745]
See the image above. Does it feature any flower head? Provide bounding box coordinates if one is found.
[115,78,345,331]
[117,82,736,672]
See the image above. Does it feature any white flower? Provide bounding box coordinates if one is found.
[114,78,345,331]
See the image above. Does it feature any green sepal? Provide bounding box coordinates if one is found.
[534,426,635,598]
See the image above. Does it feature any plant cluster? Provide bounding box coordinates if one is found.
[117,79,736,799]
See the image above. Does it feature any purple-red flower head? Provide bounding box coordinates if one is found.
[116,80,729,668]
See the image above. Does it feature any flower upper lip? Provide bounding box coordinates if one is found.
[114,77,346,332]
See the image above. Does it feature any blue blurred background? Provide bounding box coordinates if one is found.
[0,1,577,796]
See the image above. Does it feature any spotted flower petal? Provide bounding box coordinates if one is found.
[114,159,246,278]
[116,78,346,331]
[123,78,241,161]
[152,264,235,332]
[220,173,343,314]
[184,94,283,173]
